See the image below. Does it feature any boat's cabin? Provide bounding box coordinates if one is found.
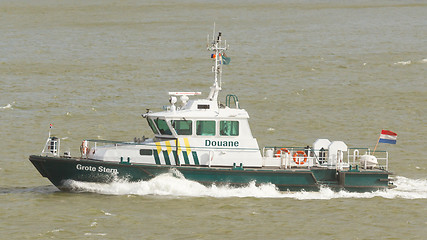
[136,94,263,168]
[144,95,254,142]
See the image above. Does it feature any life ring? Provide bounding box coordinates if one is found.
[293,151,307,165]
[80,141,89,155]
[276,148,290,157]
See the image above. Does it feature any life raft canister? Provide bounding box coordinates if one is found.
[293,151,307,165]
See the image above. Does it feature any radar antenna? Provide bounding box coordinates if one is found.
[207,26,228,101]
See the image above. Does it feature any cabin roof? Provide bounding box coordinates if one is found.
[146,99,249,119]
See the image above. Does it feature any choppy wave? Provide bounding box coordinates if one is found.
[393,59,427,65]
[0,185,58,194]
[393,60,411,65]
[0,103,13,109]
[65,173,427,200]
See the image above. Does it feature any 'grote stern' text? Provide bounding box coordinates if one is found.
[76,164,118,174]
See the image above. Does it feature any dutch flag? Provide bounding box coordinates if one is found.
[379,130,397,144]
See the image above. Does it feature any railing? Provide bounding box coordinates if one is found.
[80,139,144,158]
[263,146,389,171]
[225,94,239,108]
[41,136,61,157]
[347,148,389,171]
[263,146,317,169]
[84,139,150,147]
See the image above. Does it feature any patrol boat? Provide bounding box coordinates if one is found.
[29,31,394,192]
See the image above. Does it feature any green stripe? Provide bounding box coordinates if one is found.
[183,151,190,165]
[162,151,171,165]
[153,151,161,165]
[192,151,200,165]
[172,151,180,165]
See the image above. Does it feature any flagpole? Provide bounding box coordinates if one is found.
[373,134,381,155]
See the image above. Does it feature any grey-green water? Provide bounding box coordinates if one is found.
[1,0,426,239]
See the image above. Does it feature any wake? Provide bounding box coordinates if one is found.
[65,173,427,200]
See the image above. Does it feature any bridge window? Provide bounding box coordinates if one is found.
[171,120,192,135]
[196,120,215,136]
[147,118,159,134]
[220,121,239,136]
[154,119,172,135]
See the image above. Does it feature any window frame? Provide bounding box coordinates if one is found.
[147,118,159,135]
[171,119,193,136]
[196,120,216,136]
[154,118,173,135]
[219,120,239,136]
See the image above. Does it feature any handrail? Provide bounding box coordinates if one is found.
[86,139,127,144]
[265,146,316,151]
[85,139,150,145]
[347,149,389,171]
[225,94,239,108]
[263,146,389,171]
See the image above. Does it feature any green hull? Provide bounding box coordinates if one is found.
[29,155,392,192]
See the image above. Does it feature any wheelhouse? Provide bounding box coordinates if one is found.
[146,116,242,139]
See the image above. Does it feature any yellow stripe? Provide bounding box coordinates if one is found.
[155,142,162,155]
[165,141,172,155]
[176,139,181,156]
[184,138,191,155]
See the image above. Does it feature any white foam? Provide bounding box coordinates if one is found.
[47,229,64,233]
[66,173,427,200]
[0,103,13,109]
[421,58,427,63]
[394,60,411,65]
[101,210,114,216]
[84,233,107,236]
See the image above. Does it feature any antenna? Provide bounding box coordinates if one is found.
[207,25,228,102]
[212,22,215,42]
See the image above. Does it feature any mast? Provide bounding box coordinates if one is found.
[207,30,228,101]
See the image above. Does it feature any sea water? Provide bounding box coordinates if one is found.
[0,0,426,239]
